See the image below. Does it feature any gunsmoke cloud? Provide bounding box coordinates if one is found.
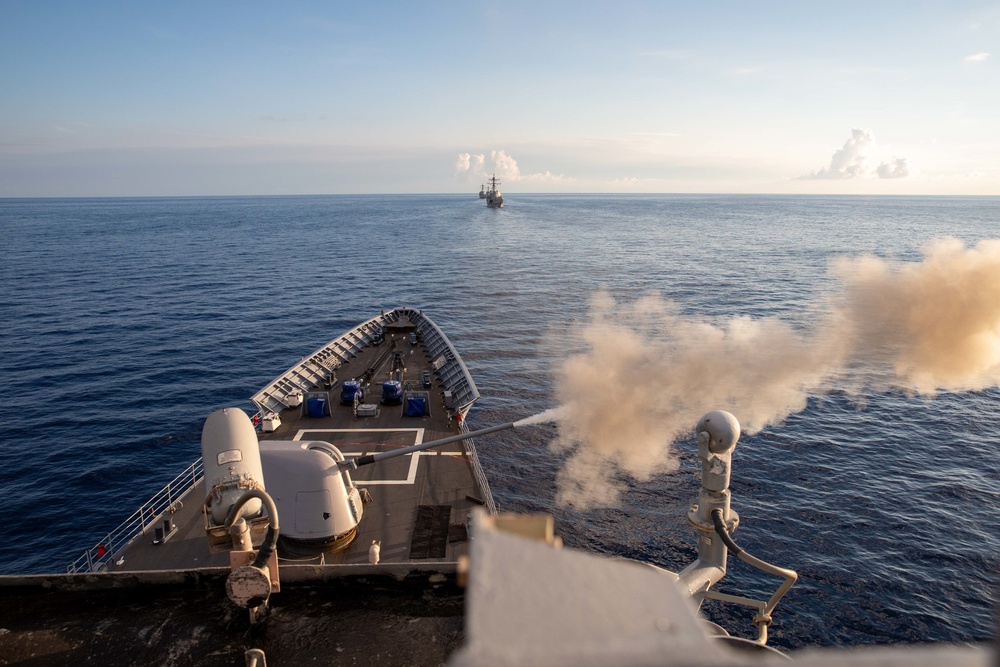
[550,238,1000,508]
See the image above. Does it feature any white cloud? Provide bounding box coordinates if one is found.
[609,177,643,187]
[801,128,874,179]
[877,157,909,179]
[454,152,485,174]
[801,128,910,180]
[454,149,572,184]
[491,149,520,180]
[964,52,990,62]
[521,170,575,184]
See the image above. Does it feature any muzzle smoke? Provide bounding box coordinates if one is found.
[550,238,1000,508]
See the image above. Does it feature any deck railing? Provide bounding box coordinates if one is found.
[66,458,204,573]
[464,430,498,515]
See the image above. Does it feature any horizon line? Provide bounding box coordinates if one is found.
[3,192,999,200]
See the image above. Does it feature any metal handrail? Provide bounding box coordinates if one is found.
[462,424,498,515]
[66,458,204,573]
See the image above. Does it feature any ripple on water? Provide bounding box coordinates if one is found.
[1,194,997,647]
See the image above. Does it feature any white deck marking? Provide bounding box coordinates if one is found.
[293,427,425,444]
[291,428,429,485]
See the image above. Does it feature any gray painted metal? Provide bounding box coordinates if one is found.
[67,308,496,573]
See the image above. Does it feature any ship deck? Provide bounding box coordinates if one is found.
[111,315,488,573]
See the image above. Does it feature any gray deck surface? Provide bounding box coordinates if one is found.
[113,318,486,572]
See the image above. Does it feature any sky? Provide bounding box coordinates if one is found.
[1,1,997,196]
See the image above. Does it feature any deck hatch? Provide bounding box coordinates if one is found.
[409,505,451,559]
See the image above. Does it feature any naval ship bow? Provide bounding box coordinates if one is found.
[39,309,993,665]
[69,307,495,573]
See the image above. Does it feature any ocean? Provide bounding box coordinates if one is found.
[1,194,997,649]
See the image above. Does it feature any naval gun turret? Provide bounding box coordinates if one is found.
[201,407,521,557]
[200,408,360,553]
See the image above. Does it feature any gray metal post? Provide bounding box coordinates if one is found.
[677,411,741,605]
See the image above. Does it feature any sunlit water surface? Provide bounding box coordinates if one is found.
[1,194,997,648]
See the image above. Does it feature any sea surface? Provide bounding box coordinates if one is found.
[1,194,998,649]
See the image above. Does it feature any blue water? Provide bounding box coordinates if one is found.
[1,194,997,649]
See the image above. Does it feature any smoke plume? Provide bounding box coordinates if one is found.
[550,238,1000,508]
[832,238,1000,393]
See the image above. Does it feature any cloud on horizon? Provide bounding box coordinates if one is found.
[877,157,909,179]
[454,149,573,184]
[964,52,990,62]
[800,128,910,180]
[454,152,485,173]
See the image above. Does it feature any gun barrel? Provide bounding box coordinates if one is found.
[339,421,516,470]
